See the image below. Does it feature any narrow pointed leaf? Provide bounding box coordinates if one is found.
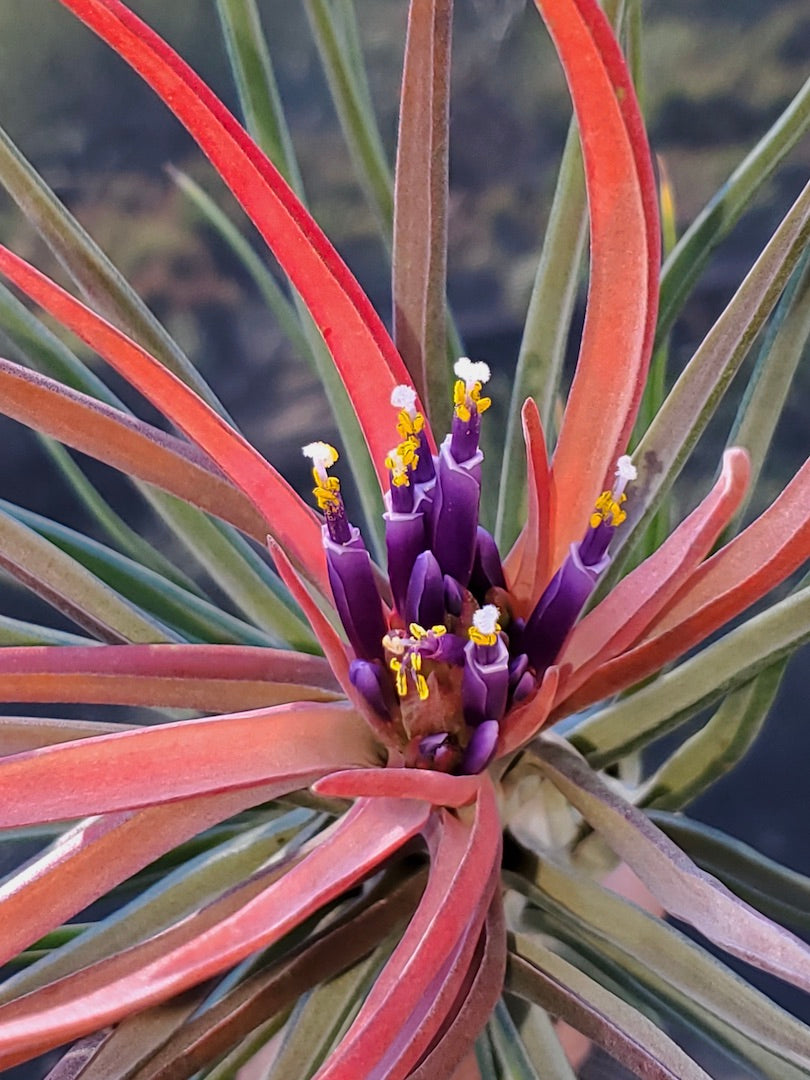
[317,780,501,1079]
[0,358,267,541]
[0,505,175,644]
[55,0,423,486]
[0,643,340,712]
[504,399,554,608]
[573,456,810,711]
[0,121,227,415]
[314,768,480,808]
[657,73,810,346]
[507,942,711,1080]
[0,716,130,754]
[0,787,306,971]
[0,245,329,593]
[0,798,430,1067]
[408,893,506,1080]
[568,582,810,764]
[392,0,452,426]
[0,701,378,824]
[513,848,810,1074]
[610,178,810,574]
[534,733,810,995]
[557,448,749,702]
[534,0,658,567]
[124,873,426,1080]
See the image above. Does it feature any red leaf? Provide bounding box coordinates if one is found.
[533,0,659,569]
[313,767,480,807]
[55,0,425,482]
[0,358,266,542]
[0,798,431,1068]
[0,643,340,712]
[503,398,555,609]
[0,246,330,594]
[556,448,749,705]
[316,777,502,1079]
[498,665,560,756]
[0,782,289,967]
[0,701,379,824]
[564,454,810,713]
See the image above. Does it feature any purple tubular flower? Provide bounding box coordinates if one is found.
[470,526,506,598]
[405,550,446,628]
[462,720,499,774]
[443,574,464,617]
[324,526,387,663]
[523,542,610,672]
[385,509,426,617]
[431,436,483,587]
[462,634,510,729]
[349,659,394,722]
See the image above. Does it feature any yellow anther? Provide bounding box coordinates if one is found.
[396,408,425,442]
[589,490,627,529]
[303,442,342,512]
[468,625,500,647]
[415,673,430,700]
[453,379,491,422]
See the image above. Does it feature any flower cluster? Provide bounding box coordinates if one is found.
[306,359,636,775]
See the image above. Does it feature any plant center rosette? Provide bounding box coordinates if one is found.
[305,358,636,775]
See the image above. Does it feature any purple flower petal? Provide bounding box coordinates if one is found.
[431,437,482,588]
[406,550,446,628]
[385,509,426,616]
[462,720,499,773]
[325,526,387,662]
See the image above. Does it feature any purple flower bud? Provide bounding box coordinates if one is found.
[462,634,509,728]
[509,652,529,689]
[443,574,464,617]
[412,434,436,484]
[349,659,394,722]
[462,720,499,773]
[417,732,460,772]
[512,670,536,704]
[431,436,482,587]
[470,526,506,599]
[324,526,387,662]
[384,508,426,617]
[523,541,610,672]
[405,550,445,628]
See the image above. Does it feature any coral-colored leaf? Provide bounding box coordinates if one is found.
[0,701,379,825]
[503,398,554,608]
[0,643,340,712]
[55,0,426,481]
[313,767,480,807]
[0,783,287,967]
[534,0,658,569]
[0,246,330,593]
[316,777,502,1079]
[565,454,810,713]
[409,891,506,1080]
[498,665,560,756]
[0,358,266,541]
[556,448,750,704]
[0,798,431,1068]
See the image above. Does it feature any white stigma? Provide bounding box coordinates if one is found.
[614,455,637,498]
[302,441,338,480]
[454,356,491,390]
[391,384,418,413]
[473,604,500,637]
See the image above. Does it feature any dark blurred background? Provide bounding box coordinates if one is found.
[0,2,807,1075]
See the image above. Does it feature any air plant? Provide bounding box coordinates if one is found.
[0,0,808,1077]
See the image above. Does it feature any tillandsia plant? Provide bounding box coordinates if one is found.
[0,0,808,1077]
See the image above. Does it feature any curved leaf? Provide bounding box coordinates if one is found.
[314,767,480,808]
[0,798,431,1068]
[0,244,329,594]
[55,0,424,485]
[568,582,810,765]
[556,447,749,704]
[0,701,379,824]
[534,733,810,996]
[571,455,810,712]
[534,0,658,568]
[0,358,266,542]
[0,643,340,712]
